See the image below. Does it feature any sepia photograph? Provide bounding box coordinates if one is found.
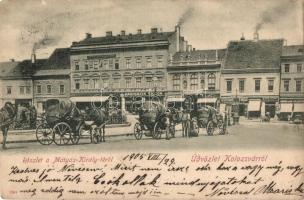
[0,0,303,199]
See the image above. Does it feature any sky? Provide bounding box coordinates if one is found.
[0,0,303,62]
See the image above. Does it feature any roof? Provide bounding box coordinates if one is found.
[34,48,70,77]
[0,59,46,79]
[222,39,284,72]
[172,49,226,62]
[282,45,304,57]
[72,32,175,47]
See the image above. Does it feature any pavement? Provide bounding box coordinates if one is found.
[0,114,301,145]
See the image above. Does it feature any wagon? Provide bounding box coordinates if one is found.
[133,101,174,140]
[35,99,102,145]
[191,105,226,136]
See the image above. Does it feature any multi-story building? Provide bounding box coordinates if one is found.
[278,45,304,119]
[167,49,226,108]
[0,59,44,108]
[32,48,70,113]
[220,38,284,118]
[69,27,188,111]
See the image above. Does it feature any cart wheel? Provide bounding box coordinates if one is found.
[53,122,72,145]
[36,123,53,145]
[72,124,86,144]
[153,122,162,139]
[206,121,214,136]
[217,120,225,135]
[191,119,199,137]
[134,122,143,140]
[91,127,101,144]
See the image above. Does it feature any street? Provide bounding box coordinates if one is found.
[1,116,303,153]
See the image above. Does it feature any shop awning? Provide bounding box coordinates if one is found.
[197,98,217,104]
[248,100,261,112]
[279,103,293,113]
[166,97,185,102]
[70,96,109,103]
[293,103,304,112]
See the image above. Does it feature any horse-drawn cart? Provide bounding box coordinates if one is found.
[35,99,103,145]
[134,101,174,140]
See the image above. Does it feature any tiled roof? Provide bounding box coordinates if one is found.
[39,48,70,70]
[282,45,304,57]
[73,32,175,46]
[0,59,46,78]
[172,49,226,62]
[223,39,284,71]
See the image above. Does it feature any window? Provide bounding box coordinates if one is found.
[60,85,65,94]
[93,79,99,89]
[84,60,89,70]
[103,79,109,88]
[47,85,52,93]
[226,80,232,93]
[172,74,180,90]
[126,58,131,69]
[268,79,274,92]
[126,78,132,88]
[136,78,141,88]
[297,64,302,72]
[208,73,216,90]
[146,57,152,68]
[113,78,120,88]
[284,64,290,73]
[190,73,198,91]
[183,80,187,90]
[37,85,41,94]
[136,57,141,68]
[84,79,89,89]
[26,86,31,94]
[146,77,152,87]
[157,56,163,68]
[75,80,80,90]
[75,61,79,71]
[103,60,109,69]
[20,86,25,94]
[115,59,119,69]
[239,79,245,93]
[201,74,205,90]
[6,86,12,95]
[108,59,113,69]
[283,80,289,92]
[255,79,260,92]
[93,60,100,69]
[296,80,302,92]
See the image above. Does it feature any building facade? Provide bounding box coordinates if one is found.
[220,39,283,118]
[32,48,70,113]
[69,27,188,111]
[167,49,225,108]
[278,45,304,119]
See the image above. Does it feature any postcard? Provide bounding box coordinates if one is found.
[0,0,303,199]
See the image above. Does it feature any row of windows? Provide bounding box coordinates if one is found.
[172,73,216,91]
[226,79,275,93]
[284,63,303,73]
[6,86,31,95]
[74,56,164,71]
[36,84,65,94]
[283,79,302,92]
[74,77,162,90]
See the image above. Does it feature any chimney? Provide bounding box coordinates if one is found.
[106,31,112,37]
[240,33,245,40]
[175,25,180,52]
[151,28,158,33]
[86,33,92,39]
[121,30,126,36]
[137,29,142,34]
[253,31,259,41]
[31,53,36,64]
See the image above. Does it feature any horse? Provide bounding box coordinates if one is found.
[0,102,16,149]
[168,108,191,138]
[85,106,109,142]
